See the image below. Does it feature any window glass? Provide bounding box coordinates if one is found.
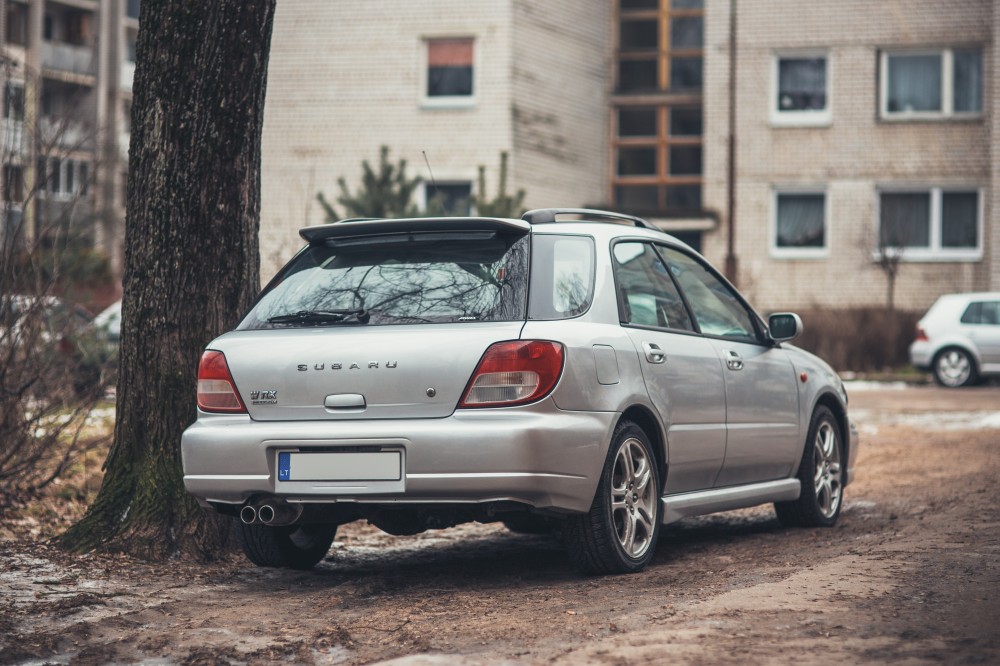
[425,183,471,216]
[953,50,982,113]
[778,57,827,111]
[776,193,825,249]
[618,107,657,137]
[613,242,693,331]
[672,0,704,8]
[3,84,24,121]
[615,185,658,210]
[669,146,701,175]
[619,59,658,92]
[941,192,978,248]
[960,302,999,325]
[427,38,473,97]
[620,19,658,50]
[660,247,757,342]
[243,232,529,329]
[669,57,703,90]
[669,107,702,136]
[880,192,930,248]
[887,54,942,112]
[618,147,657,176]
[528,235,596,320]
[670,17,703,49]
[665,185,701,209]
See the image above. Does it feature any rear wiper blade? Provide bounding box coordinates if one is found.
[267,309,370,325]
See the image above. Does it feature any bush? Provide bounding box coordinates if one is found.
[793,308,921,373]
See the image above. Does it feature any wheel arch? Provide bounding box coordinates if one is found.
[813,392,850,485]
[933,344,981,371]
[617,404,667,494]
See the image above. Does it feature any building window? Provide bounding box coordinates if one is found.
[881,48,982,119]
[5,3,28,46]
[878,188,981,260]
[614,1,704,213]
[3,83,24,121]
[425,182,472,215]
[3,166,25,203]
[42,159,90,198]
[773,54,829,125]
[127,0,141,20]
[425,38,474,102]
[773,190,827,257]
[616,0,703,94]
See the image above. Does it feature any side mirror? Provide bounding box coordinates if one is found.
[768,312,803,343]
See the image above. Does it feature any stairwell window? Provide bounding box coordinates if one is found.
[881,48,982,119]
[424,38,474,107]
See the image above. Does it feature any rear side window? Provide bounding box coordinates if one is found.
[961,301,1000,325]
[528,234,596,320]
[241,231,529,328]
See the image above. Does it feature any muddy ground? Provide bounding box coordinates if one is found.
[1,383,998,665]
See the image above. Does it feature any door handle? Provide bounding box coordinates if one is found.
[643,342,666,364]
[725,350,743,371]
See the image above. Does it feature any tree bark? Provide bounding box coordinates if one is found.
[60,0,275,560]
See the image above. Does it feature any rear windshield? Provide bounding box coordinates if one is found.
[240,231,529,328]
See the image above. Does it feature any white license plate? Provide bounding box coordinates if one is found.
[277,451,401,482]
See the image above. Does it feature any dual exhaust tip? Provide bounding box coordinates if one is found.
[240,501,298,526]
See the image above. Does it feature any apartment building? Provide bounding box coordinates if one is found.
[262,0,997,312]
[0,0,135,275]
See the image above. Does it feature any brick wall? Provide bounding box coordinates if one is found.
[704,0,996,313]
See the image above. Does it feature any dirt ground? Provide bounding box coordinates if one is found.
[1,383,998,665]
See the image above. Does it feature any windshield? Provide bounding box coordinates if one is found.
[240,231,529,328]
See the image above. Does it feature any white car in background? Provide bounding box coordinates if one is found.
[909,292,1000,387]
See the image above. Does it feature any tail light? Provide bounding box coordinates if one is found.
[460,340,564,408]
[914,326,929,342]
[197,350,247,413]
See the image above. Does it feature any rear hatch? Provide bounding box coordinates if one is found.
[225,219,530,421]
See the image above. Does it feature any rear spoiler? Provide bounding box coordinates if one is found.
[299,217,531,242]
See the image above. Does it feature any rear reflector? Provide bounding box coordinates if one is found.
[197,350,247,413]
[460,340,564,408]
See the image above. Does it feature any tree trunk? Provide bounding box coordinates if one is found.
[60,0,276,560]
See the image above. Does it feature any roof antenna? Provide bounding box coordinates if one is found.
[422,150,438,192]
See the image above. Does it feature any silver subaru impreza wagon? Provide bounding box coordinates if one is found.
[182,208,858,574]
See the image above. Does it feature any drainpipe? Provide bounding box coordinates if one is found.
[724,0,738,285]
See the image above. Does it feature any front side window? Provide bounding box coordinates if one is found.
[774,191,826,256]
[879,188,981,260]
[425,38,474,101]
[613,242,694,331]
[242,231,528,328]
[774,55,829,125]
[882,48,982,118]
[659,247,758,343]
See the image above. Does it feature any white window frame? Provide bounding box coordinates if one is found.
[770,187,829,259]
[46,158,88,200]
[420,36,476,109]
[875,186,983,262]
[770,51,831,127]
[879,48,983,121]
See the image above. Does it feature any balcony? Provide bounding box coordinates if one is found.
[39,117,94,152]
[42,42,96,80]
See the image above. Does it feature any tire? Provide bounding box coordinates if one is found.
[932,348,978,388]
[775,406,844,528]
[563,420,661,574]
[235,520,337,570]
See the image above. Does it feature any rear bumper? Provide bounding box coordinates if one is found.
[181,400,617,514]
[909,341,933,371]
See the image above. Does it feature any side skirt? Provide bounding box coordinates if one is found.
[661,479,801,524]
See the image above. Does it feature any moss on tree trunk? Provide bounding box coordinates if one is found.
[60,0,276,560]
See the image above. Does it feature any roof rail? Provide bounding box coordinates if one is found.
[336,217,383,223]
[521,208,651,229]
